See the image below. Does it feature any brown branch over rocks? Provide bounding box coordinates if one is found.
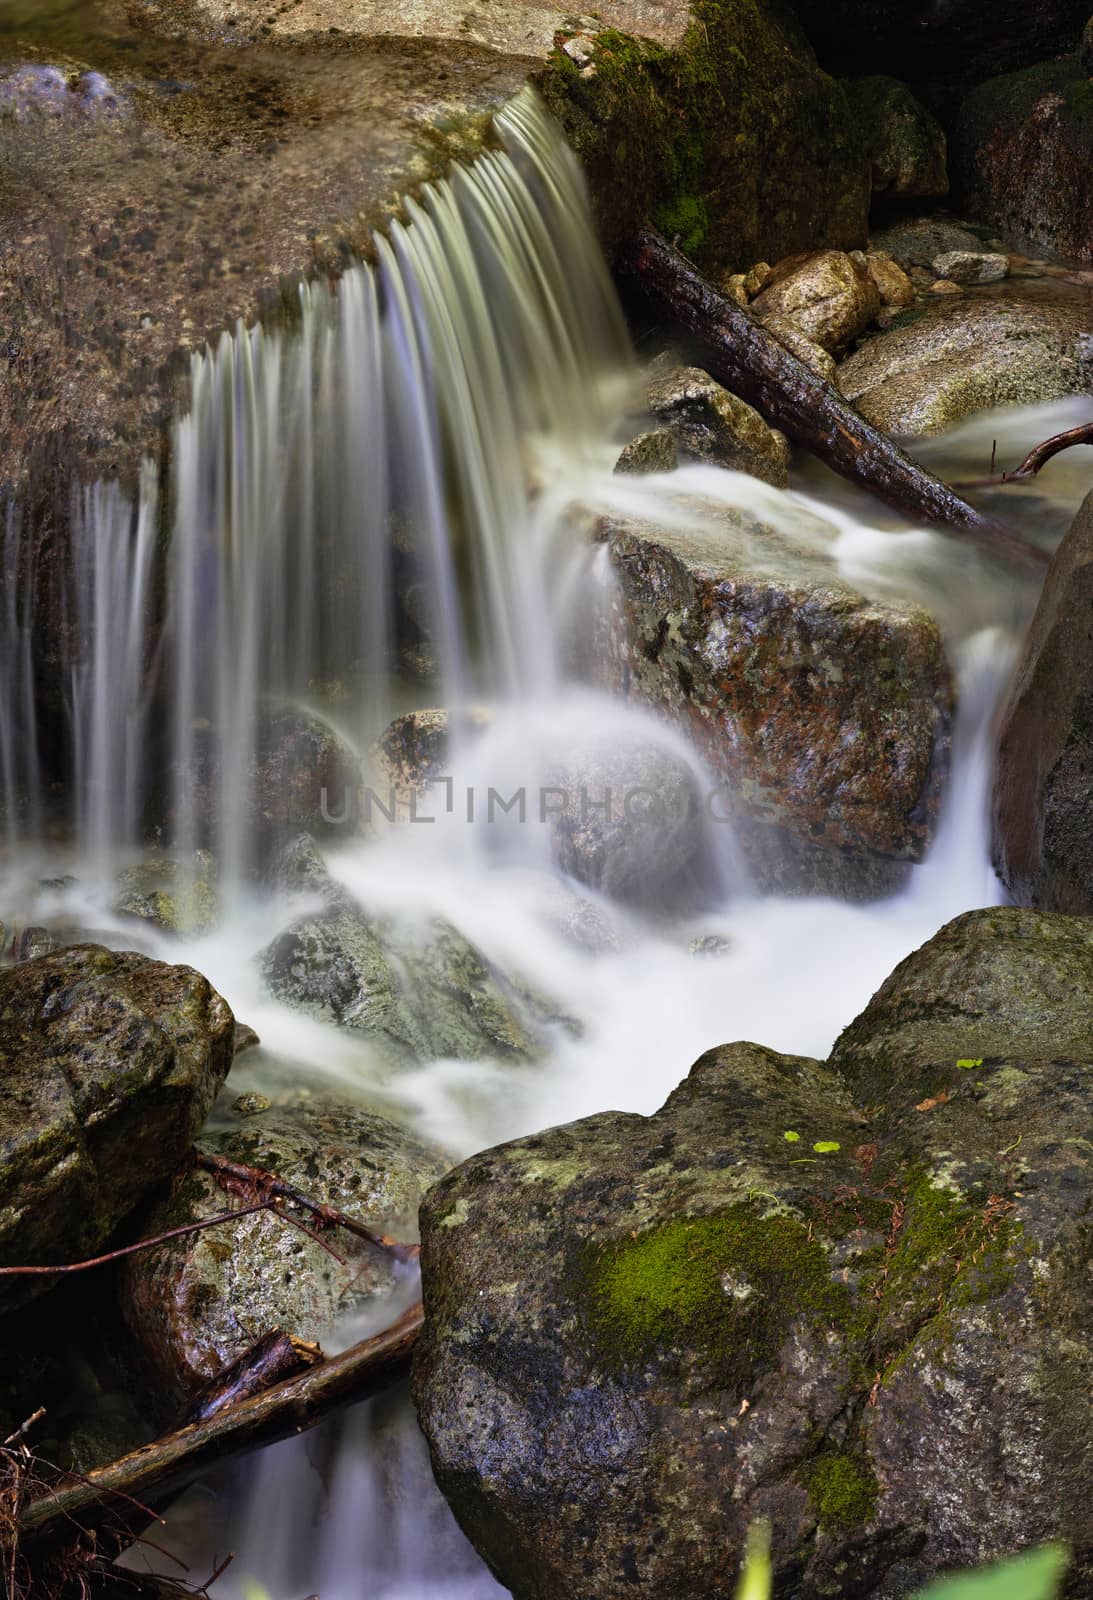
[617,228,1048,570]
[18,1302,423,1556]
[957,420,1093,487]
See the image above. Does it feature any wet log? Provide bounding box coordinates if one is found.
[179,1329,324,1426]
[618,228,1048,570]
[19,1302,423,1555]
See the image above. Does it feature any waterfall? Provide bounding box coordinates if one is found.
[0,89,633,884]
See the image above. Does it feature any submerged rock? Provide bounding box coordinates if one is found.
[993,489,1093,912]
[0,946,234,1309]
[646,367,790,486]
[954,57,1093,264]
[837,280,1092,435]
[846,76,948,199]
[752,249,880,354]
[122,1096,448,1401]
[415,907,1093,1598]
[593,502,953,895]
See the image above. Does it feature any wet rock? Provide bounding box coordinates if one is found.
[112,852,218,935]
[646,367,790,487]
[846,76,948,199]
[931,249,1008,284]
[258,866,565,1063]
[184,705,363,852]
[837,281,1092,435]
[993,489,1093,912]
[0,64,128,123]
[541,733,706,908]
[752,250,881,354]
[864,251,914,308]
[868,217,984,271]
[0,946,234,1309]
[760,314,839,385]
[416,911,1093,1595]
[592,503,952,893]
[371,707,491,809]
[613,429,678,475]
[954,57,1093,264]
[928,278,963,295]
[122,1096,448,1401]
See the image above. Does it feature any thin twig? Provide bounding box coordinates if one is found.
[0,1203,272,1277]
[957,420,1093,488]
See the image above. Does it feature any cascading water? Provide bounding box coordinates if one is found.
[0,80,1087,1600]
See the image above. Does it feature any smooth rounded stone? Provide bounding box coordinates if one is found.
[846,76,948,199]
[112,853,218,935]
[928,278,963,295]
[993,489,1093,912]
[0,946,234,1309]
[613,429,678,475]
[954,57,1093,263]
[258,883,568,1064]
[830,905,1093,1106]
[837,282,1092,436]
[185,704,364,848]
[760,313,839,385]
[593,504,953,880]
[543,734,705,907]
[646,366,790,487]
[864,251,914,308]
[121,1097,449,1400]
[752,250,881,354]
[416,973,1092,1596]
[868,217,984,270]
[931,249,1008,284]
[371,707,492,810]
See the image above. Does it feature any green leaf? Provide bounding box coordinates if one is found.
[956,1058,984,1070]
[911,1544,1068,1600]
[812,1140,841,1154]
[783,1131,800,1143]
[734,1520,771,1600]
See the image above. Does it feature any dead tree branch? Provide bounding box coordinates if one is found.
[617,228,1048,570]
[956,421,1093,487]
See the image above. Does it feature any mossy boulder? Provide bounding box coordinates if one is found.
[414,908,1093,1597]
[954,57,1093,263]
[121,1093,449,1402]
[589,499,953,896]
[0,945,234,1310]
[993,490,1093,912]
[845,76,948,200]
[539,2,870,274]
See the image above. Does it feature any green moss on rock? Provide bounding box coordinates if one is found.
[802,1449,879,1530]
[582,1204,848,1386]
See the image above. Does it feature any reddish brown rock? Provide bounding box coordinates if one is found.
[993,489,1093,911]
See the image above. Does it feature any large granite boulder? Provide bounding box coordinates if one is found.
[414,907,1093,1599]
[993,489,1093,911]
[592,502,953,896]
[122,1094,449,1402]
[837,280,1093,436]
[0,946,234,1309]
[954,57,1093,264]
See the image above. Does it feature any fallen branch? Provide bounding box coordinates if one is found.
[0,1204,272,1278]
[180,1329,324,1426]
[957,421,1093,487]
[618,228,1048,570]
[19,1302,423,1556]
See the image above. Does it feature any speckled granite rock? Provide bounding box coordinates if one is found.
[993,489,1093,912]
[752,249,880,354]
[613,429,678,475]
[646,366,790,486]
[122,1095,449,1400]
[592,502,953,894]
[837,280,1092,436]
[0,945,234,1309]
[414,906,1093,1598]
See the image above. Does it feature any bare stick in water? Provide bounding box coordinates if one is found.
[957,420,1093,487]
[617,228,1048,570]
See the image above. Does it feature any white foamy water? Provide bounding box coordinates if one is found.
[0,80,1086,1600]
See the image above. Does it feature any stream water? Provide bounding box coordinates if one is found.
[0,85,1089,1600]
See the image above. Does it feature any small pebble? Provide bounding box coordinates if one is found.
[231,1092,271,1116]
